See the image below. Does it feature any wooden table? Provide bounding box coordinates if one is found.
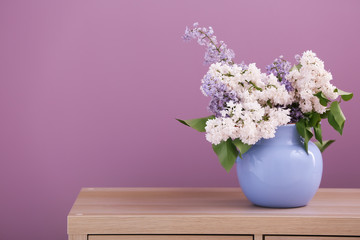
[67,188,360,240]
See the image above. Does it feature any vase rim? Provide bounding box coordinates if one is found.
[280,123,296,127]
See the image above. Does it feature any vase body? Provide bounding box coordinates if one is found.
[236,124,323,208]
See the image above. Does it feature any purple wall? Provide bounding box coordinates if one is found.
[0,0,359,239]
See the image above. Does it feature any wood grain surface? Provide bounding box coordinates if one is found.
[67,188,360,236]
[88,235,252,240]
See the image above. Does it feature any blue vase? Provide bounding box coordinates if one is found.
[236,124,323,208]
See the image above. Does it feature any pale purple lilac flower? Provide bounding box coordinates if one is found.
[183,23,235,65]
[237,61,248,70]
[265,56,293,91]
[201,72,238,117]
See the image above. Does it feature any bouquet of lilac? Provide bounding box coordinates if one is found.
[177,23,353,172]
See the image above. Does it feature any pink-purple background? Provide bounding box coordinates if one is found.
[0,0,359,239]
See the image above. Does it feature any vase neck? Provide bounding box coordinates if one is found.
[256,124,301,145]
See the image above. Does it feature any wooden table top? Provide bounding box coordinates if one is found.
[68,188,360,235]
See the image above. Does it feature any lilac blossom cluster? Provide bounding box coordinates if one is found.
[201,72,238,117]
[203,63,292,145]
[287,51,339,114]
[182,23,343,146]
[265,56,293,91]
[182,22,235,65]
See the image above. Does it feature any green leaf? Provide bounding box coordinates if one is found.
[212,139,238,172]
[327,110,341,134]
[308,112,321,127]
[296,118,306,138]
[296,119,313,153]
[313,123,322,144]
[314,92,330,107]
[304,127,314,153]
[176,115,215,132]
[328,101,346,135]
[232,139,252,158]
[335,88,353,101]
[314,139,335,153]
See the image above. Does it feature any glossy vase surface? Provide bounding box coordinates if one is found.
[236,124,323,208]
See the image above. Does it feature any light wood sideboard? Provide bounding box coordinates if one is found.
[67,188,360,240]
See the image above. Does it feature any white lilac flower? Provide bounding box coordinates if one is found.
[205,102,290,145]
[286,50,339,114]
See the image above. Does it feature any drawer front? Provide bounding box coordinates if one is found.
[89,235,252,240]
[266,237,360,240]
